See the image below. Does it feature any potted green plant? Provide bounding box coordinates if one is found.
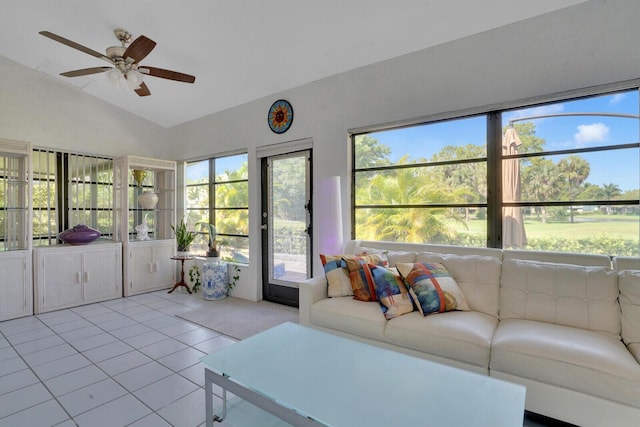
[198,222,220,258]
[171,217,196,255]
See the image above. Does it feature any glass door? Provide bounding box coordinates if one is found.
[261,150,312,306]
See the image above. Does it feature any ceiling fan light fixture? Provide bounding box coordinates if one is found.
[106,68,123,88]
[125,69,143,90]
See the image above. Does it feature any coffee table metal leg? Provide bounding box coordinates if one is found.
[205,369,227,425]
[205,367,321,426]
[213,388,227,422]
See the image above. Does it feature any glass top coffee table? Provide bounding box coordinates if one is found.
[201,322,525,427]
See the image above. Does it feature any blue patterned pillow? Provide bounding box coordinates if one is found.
[366,264,414,319]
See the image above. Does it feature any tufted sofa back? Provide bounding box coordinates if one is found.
[500,258,620,338]
[416,252,502,317]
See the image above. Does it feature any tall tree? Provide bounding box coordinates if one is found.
[354,135,392,168]
[521,157,560,223]
[558,155,590,223]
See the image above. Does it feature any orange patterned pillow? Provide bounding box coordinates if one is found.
[342,254,388,301]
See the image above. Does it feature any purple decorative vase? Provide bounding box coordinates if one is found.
[58,224,101,245]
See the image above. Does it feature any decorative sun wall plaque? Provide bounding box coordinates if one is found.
[268,99,294,133]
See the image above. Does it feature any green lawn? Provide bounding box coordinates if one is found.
[463,214,639,239]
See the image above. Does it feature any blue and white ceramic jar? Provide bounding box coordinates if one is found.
[202,261,229,300]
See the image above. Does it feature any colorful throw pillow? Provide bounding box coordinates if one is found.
[320,253,388,298]
[367,264,414,320]
[342,254,388,301]
[396,262,469,316]
[320,254,354,297]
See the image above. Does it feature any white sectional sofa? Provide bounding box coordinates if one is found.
[298,240,640,427]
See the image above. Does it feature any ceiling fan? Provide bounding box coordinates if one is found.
[39,28,196,96]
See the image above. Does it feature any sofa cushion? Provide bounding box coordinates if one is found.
[618,270,640,356]
[500,259,620,338]
[384,311,497,368]
[342,255,387,301]
[320,254,354,297]
[367,265,414,320]
[491,319,640,409]
[320,253,387,298]
[396,262,469,316]
[415,252,501,317]
[309,297,386,341]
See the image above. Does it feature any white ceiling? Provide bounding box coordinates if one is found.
[0,0,588,128]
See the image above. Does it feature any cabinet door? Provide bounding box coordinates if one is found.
[127,241,176,295]
[40,251,83,309]
[153,242,176,287]
[0,252,32,321]
[129,244,155,293]
[83,246,121,302]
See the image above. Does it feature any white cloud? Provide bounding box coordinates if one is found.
[574,123,610,143]
[504,104,565,124]
[610,93,625,104]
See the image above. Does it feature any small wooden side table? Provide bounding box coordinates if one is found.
[169,255,194,294]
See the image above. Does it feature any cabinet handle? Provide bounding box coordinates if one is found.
[153,262,158,272]
[84,271,89,283]
[149,262,153,273]
[76,272,81,283]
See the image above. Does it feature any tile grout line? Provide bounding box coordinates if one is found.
[0,292,231,426]
[0,316,78,425]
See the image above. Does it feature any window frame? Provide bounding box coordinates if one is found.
[351,81,640,252]
[185,152,249,263]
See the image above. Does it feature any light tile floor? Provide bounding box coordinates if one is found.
[0,290,235,427]
[0,289,568,427]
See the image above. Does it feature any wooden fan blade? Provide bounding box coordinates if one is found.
[124,35,156,63]
[39,31,110,62]
[139,66,196,83]
[135,82,151,97]
[60,67,112,77]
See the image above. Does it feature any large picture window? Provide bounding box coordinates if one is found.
[353,88,640,256]
[186,153,249,262]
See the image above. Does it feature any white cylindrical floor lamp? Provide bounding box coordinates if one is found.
[317,176,344,254]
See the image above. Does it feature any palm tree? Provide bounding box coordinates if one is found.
[521,158,560,223]
[356,156,465,243]
[602,183,622,200]
[558,156,590,223]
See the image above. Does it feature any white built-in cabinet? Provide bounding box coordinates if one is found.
[33,242,122,313]
[0,251,32,321]
[127,240,176,295]
[0,139,33,321]
[114,156,177,296]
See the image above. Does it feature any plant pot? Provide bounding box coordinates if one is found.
[202,261,228,300]
[138,191,159,209]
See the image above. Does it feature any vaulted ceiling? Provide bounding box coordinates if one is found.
[0,1,588,128]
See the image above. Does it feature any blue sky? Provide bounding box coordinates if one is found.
[369,90,639,192]
[186,154,247,183]
[187,90,639,192]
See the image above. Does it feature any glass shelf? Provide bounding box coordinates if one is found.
[1,140,31,252]
[113,155,176,243]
